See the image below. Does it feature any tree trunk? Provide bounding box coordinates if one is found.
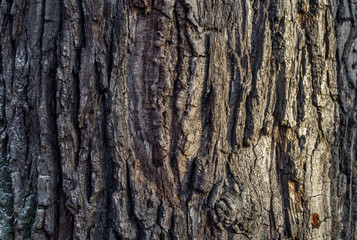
[0,0,356,239]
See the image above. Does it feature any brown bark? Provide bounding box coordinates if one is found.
[0,0,356,239]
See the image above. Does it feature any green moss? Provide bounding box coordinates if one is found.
[0,153,14,240]
[21,194,37,240]
[0,153,38,240]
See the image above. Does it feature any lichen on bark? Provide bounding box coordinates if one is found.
[0,154,14,240]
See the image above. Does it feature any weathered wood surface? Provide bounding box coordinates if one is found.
[0,0,356,239]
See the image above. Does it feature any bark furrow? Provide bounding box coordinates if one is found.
[0,0,356,239]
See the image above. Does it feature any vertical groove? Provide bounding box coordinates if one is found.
[0,0,356,239]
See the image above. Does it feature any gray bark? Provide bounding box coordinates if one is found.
[0,0,356,239]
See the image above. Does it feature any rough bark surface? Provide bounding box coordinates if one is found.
[0,0,356,239]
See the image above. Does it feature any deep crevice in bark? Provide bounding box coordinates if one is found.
[1,0,356,239]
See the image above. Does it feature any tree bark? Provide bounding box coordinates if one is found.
[0,0,356,239]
